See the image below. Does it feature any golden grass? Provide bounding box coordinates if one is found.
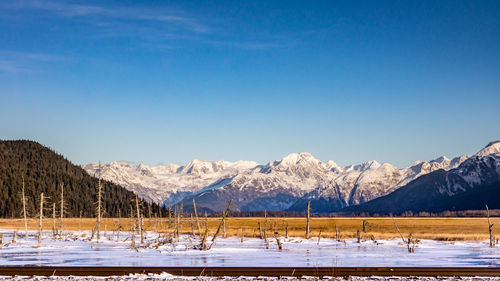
[0,217,497,241]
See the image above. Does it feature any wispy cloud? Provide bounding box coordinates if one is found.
[202,40,291,51]
[0,1,293,53]
[2,0,208,33]
[0,51,68,74]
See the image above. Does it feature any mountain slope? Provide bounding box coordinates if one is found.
[287,155,466,213]
[343,142,500,214]
[0,140,159,218]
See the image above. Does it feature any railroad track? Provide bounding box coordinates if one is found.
[1,267,500,277]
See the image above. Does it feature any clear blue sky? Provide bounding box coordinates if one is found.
[1,0,499,168]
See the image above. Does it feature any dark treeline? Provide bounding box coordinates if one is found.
[181,209,500,218]
[331,209,500,217]
[0,140,166,218]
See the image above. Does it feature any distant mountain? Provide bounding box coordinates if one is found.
[84,146,474,212]
[288,155,469,213]
[0,140,160,218]
[343,141,500,214]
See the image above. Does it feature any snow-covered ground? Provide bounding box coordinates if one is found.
[0,229,499,267]
[1,276,500,281]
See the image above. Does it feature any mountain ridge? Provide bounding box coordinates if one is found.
[83,145,486,212]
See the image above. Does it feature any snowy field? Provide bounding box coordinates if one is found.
[1,275,500,281]
[0,229,499,267]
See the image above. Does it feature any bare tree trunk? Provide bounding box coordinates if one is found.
[179,202,183,235]
[276,237,283,250]
[190,214,195,236]
[96,163,102,243]
[208,200,232,249]
[22,177,28,238]
[263,212,269,249]
[79,211,82,233]
[52,203,56,239]
[0,233,2,250]
[306,201,311,239]
[200,225,208,250]
[285,222,289,239]
[38,193,44,247]
[60,183,64,234]
[241,226,245,243]
[193,199,202,238]
[168,205,172,229]
[155,213,158,233]
[487,205,495,248]
[335,224,339,241]
[131,224,136,249]
[393,217,413,252]
[356,229,361,243]
[12,231,17,243]
[140,213,144,244]
[135,194,142,244]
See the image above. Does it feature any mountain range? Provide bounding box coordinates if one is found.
[83,141,500,213]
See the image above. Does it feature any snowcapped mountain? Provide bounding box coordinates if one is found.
[346,141,500,214]
[287,155,467,212]
[83,159,258,205]
[80,142,500,213]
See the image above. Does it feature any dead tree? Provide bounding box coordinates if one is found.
[38,192,44,247]
[306,201,311,239]
[0,233,2,249]
[263,221,269,249]
[393,217,415,253]
[200,225,209,250]
[130,225,136,249]
[241,226,245,243]
[60,182,64,234]
[193,199,202,237]
[22,176,28,238]
[362,220,368,233]
[190,214,195,236]
[79,211,82,233]
[135,194,143,244]
[168,205,172,229]
[356,229,361,243]
[208,200,232,250]
[179,202,183,235]
[276,238,283,250]
[487,205,495,248]
[335,224,340,241]
[96,163,103,243]
[52,203,57,239]
[140,213,145,244]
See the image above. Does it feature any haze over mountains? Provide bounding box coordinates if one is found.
[84,141,500,213]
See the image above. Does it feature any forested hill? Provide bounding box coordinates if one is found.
[0,140,162,218]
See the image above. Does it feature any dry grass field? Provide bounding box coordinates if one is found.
[0,217,498,241]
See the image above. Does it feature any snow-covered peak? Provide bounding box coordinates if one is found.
[430,156,450,164]
[279,152,318,165]
[325,160,343,173]
[476,140,500,157]
[351,160,380,172]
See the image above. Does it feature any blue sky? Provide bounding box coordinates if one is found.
[1,0,499,168]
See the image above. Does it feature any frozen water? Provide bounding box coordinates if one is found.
[0,229,499,267]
